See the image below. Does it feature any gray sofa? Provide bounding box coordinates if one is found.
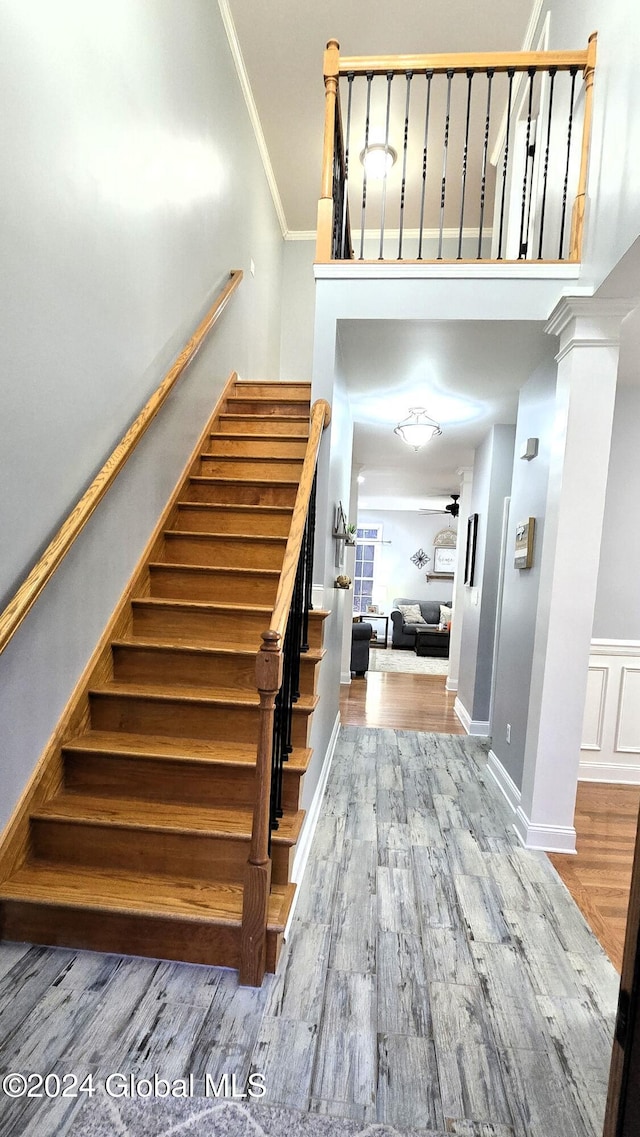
[351,621,372,676]
[390,598,452,650]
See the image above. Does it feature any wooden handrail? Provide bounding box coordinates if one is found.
[266,399,331,645]
[240,397,331,986]
[0,270,243,656]
[338,48,590,76]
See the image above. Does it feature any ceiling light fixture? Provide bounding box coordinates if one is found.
[359,143,397,180]
[394,407,442,451]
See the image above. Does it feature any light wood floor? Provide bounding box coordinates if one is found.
[341,668,639,973]
[550,783,640,973]
[340,671,464,734]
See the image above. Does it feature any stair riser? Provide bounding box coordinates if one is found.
[208,439,307,459]
[131,604,269,647]
[174,506,292,536]
[0,901,281,971]
[89,693,313,748]
[186,481,298,507]
[218,416,309,437]
[131,605,326,650]
[113,645,320,695]
[63,752,303,813]
[233,384,310,400]
[148,567,279,606]
[226,399,310,417]
[198,457,303,481]
[30,821,292,886]
[162,534,285,569]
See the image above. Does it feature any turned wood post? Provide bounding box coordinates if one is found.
[239,630,282,987]
[316,39,341,262]
[569,31,597,262]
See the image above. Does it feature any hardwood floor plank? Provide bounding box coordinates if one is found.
[413,846,463,930]
[264,921,331,1025]
[377,865,421,935]
[497,1045,593,1137]
[453,874,512,945]
[470,942,551,1052]
[249,1018,317,1109]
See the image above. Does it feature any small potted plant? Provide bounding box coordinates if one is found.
[345,524,357,546]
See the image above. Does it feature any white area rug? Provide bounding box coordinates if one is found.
[368,647,449,676]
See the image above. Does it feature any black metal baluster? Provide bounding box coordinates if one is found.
[341,74,354,259]
[559,66,578,259]
[417,71,433,260]
[331,105,343,260]
[518,68,536,259]
[497,68,515,260]
[477,69,494,259]
[398,71,412,260]
[359,72,373,260]
[536,68,556,260]
[378,71,394,260]
[437,69,454,260]
[457,69,474,259]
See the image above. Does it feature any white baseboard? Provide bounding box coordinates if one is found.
[454,697,490,737]
[340,671,352,685]
[284,712,341,938]
[579,761,640,785]
[311,584,325,610]
[445,677,458,692]
[514,806,577,854]
[487,749,522,815]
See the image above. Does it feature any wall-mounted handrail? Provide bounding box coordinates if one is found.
[317,36,597,265]
[0,269,243,656]
[240,397,331,987]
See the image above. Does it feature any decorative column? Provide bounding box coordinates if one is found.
[517,298,634,851]
[446,466,473,692]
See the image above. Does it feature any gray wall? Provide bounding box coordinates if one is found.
[357,509,457,609]
[491,362,557,787]
[280,240,316,384]
[0,0,284,831]
[458,424,515,725]
[593,382,640,639]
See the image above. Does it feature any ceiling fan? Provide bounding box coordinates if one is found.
[419,493,460,519]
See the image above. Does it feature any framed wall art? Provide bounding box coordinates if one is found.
[514,517,536,569]
[464,513,479,586]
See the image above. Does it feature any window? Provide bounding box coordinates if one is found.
[353,525,382,614]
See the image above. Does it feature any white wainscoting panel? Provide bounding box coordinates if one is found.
[580,641,640,782]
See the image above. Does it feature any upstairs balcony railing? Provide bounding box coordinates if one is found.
[316,36,597,264]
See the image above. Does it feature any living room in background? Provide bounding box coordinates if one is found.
[353,525,382,614]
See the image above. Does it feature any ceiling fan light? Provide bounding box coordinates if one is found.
[394,407,442,451]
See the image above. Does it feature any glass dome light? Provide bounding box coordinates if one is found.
[394,407,442,451]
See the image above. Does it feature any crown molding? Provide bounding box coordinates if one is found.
[218,0,288,237]
[545,296,639,337]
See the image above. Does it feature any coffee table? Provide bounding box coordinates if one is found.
[415,627,449,658]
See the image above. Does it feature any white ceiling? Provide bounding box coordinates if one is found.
[337,318,554,509]
[226,0,536,233]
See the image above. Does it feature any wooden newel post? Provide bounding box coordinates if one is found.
[570,31,597,262]
[316,38,341,262]
[239,630,283,987]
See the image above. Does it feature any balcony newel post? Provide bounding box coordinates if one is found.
[239,630,283,987]
[316,38,341,262]
[569,31,597,262]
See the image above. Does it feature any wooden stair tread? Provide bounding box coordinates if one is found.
[148,563,280,578]
[227,395,310,404]
[90,679,318,711]
[164,530,288,543]
[218,414,309,423]
[132,597,273,615]
[200,454,303,463]
[112,637,324,662]
[0,864,294,929]
[209,433,306,443]
[31,792,304,843]
[187,475,302,487]
[62,730,312,772]
[175,502,293,515]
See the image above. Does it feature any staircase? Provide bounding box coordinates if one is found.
[0,379,329,976]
